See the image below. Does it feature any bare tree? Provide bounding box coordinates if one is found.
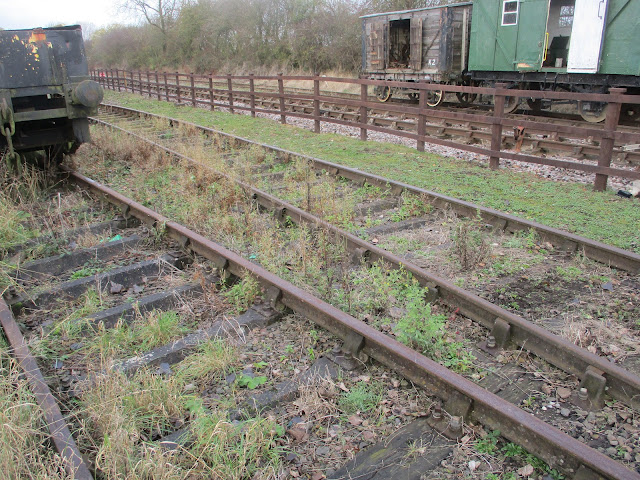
[120,0,183,52]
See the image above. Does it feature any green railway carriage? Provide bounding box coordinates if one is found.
[362,0,640,122]
[467,0,640,120]
[469,0,639,77]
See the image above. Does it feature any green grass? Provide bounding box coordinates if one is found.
[103,90,640,253]
[339,380,384,415]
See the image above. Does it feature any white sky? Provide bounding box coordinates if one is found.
[0,0,135,35]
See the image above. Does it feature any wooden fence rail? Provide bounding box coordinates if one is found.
[93,69,640,191]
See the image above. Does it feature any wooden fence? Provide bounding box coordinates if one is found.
[92,69,640,191]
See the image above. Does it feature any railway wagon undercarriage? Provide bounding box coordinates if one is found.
[0,26,103,168]
[362,0,640,122]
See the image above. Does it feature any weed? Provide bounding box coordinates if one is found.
[502,442,564,479]
[176,339,237,385]
[390,193,431,222]
[188,407,284,479]
[221,276,260,315]
[236,374,268,389]
[556,265,584,280]
[88,310,188,360]
[69,262,107,280]
[339,380,383,414]
[475,430,500,455]
[451,216,492,270]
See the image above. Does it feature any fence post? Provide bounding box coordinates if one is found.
[190,73,196,107]
[105,69,110,89]
[138,71,142,95]
[360,82,368,141]
[249,73,256,118]
[155,72,160,100]
[110,69,115,90]
[130,71,134,93]
[277,73,286,124]
[227,74,235,114]
[313,77,320,133]
[209,74,214,110]
[116,69,121,92]
[176,72,181,104]
[594,87,625,192]
[489,82,506,170]
[146,71,151,97]
[164,73,169,102]
[417,82,427,152]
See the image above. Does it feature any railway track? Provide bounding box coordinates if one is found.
[1,158,638,479]
[2,106,639,478]
[154,80,640,167]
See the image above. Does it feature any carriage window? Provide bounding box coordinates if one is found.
[502,0,519,26]
[559,5,574,27]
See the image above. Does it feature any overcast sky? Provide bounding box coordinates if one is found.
[0,0,135,34]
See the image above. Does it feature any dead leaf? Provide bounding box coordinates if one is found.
[311,474,325,480]
[362,430,376,441]
[287,428,309,443]
[337,382,349,392]
[348,415,363,426]
[517,464,534,477]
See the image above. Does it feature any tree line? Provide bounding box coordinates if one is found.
[87,0,459,74]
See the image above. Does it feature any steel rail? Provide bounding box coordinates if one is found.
[98,104,640,274]
[91,116,640,412]
[0,299,92,479]
[64,166,638,480]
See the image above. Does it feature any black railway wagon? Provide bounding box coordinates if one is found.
[0,25,103,167]
[361,2,473,105]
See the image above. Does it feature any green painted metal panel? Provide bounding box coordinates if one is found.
[600,0,640,75]
[468,0,500,70]
[514,0,548,71]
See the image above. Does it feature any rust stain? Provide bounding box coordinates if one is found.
[29,29,47,43]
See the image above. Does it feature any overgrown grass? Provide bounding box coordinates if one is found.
[0,339,71,479]
[103,89,640,253]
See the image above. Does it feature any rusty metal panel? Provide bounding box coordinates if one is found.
[0,26,88,89]
[410,18,423,70]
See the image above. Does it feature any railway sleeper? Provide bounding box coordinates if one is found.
[9,252,190,312]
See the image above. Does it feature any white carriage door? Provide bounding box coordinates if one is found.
[567,0,609,73]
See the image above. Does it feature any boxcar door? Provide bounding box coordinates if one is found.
[368,21,387,71]
[410,18,423,70]
[514,0,549,70]
[567,0,609,73]
[493,0,520,71]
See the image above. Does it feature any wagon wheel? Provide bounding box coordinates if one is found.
[455,80,477,106]
[621,103,640,124]
[456,91,477,106]
[426,90,444,107]
[526,98,543,112]
[375,86,392,102]
[578,100,607,123]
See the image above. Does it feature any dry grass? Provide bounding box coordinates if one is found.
[76,366,187,478]
[0,341,72,479]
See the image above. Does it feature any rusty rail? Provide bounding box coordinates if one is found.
[97,104,640,275]
[64,166,639,480]
[91,112,640,415]
[0,299,92,479]
[92,69,640,191]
